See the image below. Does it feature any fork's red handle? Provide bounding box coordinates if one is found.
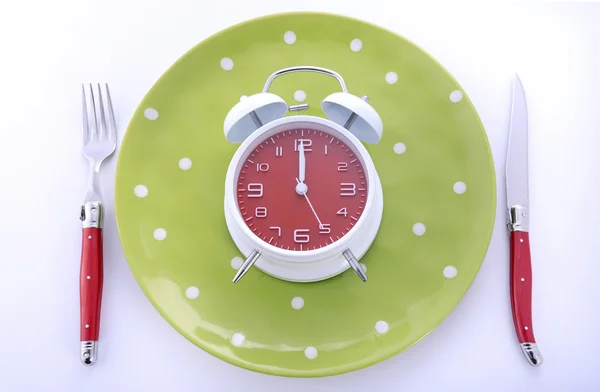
[80,227,103,343]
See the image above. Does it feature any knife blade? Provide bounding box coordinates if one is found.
[506,74,543,366]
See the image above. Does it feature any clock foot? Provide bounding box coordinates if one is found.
[342,249,368,282]
[233,249,261,283]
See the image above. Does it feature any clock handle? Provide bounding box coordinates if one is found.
[262,66,348,94]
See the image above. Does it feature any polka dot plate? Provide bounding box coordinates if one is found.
[115,12,496,377]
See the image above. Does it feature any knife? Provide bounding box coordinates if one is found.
[506,74,543,366]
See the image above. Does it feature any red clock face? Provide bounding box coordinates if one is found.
[236,128,368,251]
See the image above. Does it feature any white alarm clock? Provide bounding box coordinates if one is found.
[223,66,384,283]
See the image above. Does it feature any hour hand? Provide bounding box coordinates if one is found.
[298,141,306,183]
[296,143,308,195]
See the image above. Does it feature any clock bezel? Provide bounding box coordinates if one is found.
[224,115,380,264]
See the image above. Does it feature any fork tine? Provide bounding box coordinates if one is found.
[88,83,98,141]
[97,83,107,140]
[82,84,90,145]
[104,84,117,142]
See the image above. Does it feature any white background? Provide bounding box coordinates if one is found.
[1,1,599,391]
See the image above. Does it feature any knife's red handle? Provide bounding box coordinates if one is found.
[80,227,103,342]
[510,231,536,344]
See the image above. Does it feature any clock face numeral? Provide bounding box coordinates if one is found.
[269,226,282,237]
[247,183,263,198]
[319,224,331,234]
[255,207,267,218]
[256,163,270,172]
[294,138,312,151]
[275,146,283,157]
[337,207,348,217]
[294,229,310,243]
[337,162,348,172]
[340,183,356,196]
[324,145,328,155]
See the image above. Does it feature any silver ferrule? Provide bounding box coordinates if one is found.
[80,201,104,228]
[81,340,98,365]
[520,343,543,366]
[508,205,529,232]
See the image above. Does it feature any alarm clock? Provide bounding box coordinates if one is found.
[223,66,384,283]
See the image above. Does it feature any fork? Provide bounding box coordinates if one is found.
[79,83,117,365]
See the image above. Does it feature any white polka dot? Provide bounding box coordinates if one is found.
[231,257,243,269]
[450,90,463,103]
[524,326,529,330]
[134,185,148,198]
[393,142,406,154]
[360,263,367,272]
[304,346,318,359]
[87,235,92,239]
[284,31,296,44]
[350,38,363,52]
[231,332,245,346]
[385,72,398,84]
[520,239,524,243]
[179,157,192,170]
[375,321,389,334]
[443,266,458,279]
[144,108,158,120]
[291,297,304,310]
[85,324,89,328]
[293,90,306,102]
[185,286,199,299]
[86,276,91,280]
[412,223,426,236]
[521,278,525,282]
[453,181,467,194]
[153,228,167,241]
[220,57,234,71]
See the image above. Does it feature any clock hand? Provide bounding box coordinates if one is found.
[296,178,323,229]
[295,142,308,196]
[298,141,306,183]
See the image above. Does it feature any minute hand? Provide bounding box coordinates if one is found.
[296,178,323,229]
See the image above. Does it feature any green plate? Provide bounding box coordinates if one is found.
[115,11,496,377]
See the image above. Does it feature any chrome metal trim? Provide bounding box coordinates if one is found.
[520,342,543,366]
[81,201,104,228]
[342,96,369,129]
[81,340,97,366]
[289,103,309,112]
[342,249,368,282]
[508,205,529,232]
[249,110,263,128]
[233,249,261,283]
[262,66,348,93]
